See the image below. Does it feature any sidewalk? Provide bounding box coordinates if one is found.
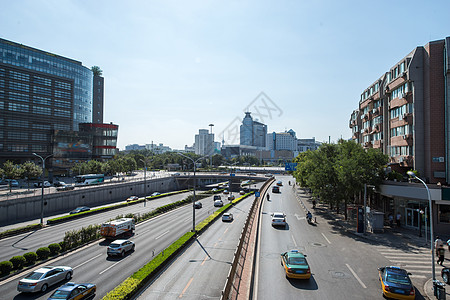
[295,186,449,300]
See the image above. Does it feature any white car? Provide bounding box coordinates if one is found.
[271,212,287,227]
[222,213,234,222]
[17,266,73,293]
[5,179,19,187]
[214,199,224,207]
[107,239,135,257]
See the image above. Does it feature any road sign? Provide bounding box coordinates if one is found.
[285,163,297,171]
[255,192,260,197]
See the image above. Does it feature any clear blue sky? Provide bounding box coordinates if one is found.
[1,0,449,150]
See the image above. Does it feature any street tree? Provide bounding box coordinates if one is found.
[20,161,43,190]
[1,160,23,192]
[91,66,103,76]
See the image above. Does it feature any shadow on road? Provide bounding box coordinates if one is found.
[287,275,318,290]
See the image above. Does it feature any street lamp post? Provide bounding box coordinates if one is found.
[407,171,435,282]
[140,159,147,207]
[176,153,205,232]
[33,153,53,226]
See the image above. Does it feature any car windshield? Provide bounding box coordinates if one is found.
[273,214,284,218]
[288,257,306,265]
[49,290,71,299]
[24,271,44,280]
[109,243,120,248]
[386,273,410,285]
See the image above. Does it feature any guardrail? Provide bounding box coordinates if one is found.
[221,178,274,300]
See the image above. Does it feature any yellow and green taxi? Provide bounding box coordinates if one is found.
[378,266,415,299]
[280,250,311,279]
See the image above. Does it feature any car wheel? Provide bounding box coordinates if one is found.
[121,251,125,257]
[443,272,449,284]
[41,284,48,292]
[65,272,72,280]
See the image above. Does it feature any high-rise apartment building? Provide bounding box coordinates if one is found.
[194,129,214,156]
[239,112,267,148]
[266,130,298,151]
[349,37,450,185]
[0,38,117,172]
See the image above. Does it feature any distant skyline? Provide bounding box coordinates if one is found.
[1,0,449,150]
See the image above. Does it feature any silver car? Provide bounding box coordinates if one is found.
[17,266,73,293]
[271,212,287,227]
[107,239,135,257]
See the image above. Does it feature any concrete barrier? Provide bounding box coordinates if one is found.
[0,177,177,225]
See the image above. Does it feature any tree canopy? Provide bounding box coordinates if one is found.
[292,140,388,218]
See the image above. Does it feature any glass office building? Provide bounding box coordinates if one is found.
[0,38,93,163]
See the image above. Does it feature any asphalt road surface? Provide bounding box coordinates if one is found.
[254,175,427,300]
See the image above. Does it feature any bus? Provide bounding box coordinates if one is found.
[75,174,105,185]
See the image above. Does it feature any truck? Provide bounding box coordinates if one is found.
[100,218,135,238]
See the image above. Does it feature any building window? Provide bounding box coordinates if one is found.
[55,81,71,90]
[32,123,51,130]
[32,106,51,115]
[8,102,29,112]
[7,132,28,140]
[31,133,47,141]
[33,86,51,96]
[54,109,70,117]
[8,92,29,102]
[55,90,71,99]
[33,96,52,106]
[9,81,30,92]
[8,119,28,128]
[9,70,30,81]
[438,204,450,224]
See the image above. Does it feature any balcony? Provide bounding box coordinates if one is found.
[373,139,383,149]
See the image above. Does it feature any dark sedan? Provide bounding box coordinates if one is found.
[69,206,90,214]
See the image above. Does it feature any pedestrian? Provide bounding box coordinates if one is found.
[437,247,445,265]
[396,212,401,227]
[435,236,444,256]
[388,214,394,227]
[312,199,316,209]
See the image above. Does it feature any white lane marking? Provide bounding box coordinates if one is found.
[346,263,367,289]
[155,230,170,240]
[291,234,297,247]
[321,233,331,244]
[74,253,103,269]
[99,259,124,275]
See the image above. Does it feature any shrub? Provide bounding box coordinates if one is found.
[0,261,13,276]
[36,247,50,260]
[23,252,37,265]
[59,241,66,252]
[10,255,26,270]
[48,243,61,256]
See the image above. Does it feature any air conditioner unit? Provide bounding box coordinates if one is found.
[399,157,404,162]
[403,135,407,139]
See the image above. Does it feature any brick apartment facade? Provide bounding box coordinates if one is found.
[350,37,450,234]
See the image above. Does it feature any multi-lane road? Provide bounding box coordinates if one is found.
[0,190,248,299]
[1,175,434,299]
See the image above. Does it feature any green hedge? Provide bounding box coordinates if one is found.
[0,223,42,240]
[0,261,13,276]
[47,189,189,225]
[48,243,61,256]
[23,252,37,265]
[36,247,50,260]
[10,256,26,270]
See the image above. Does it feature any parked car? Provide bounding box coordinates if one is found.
[214,200,224,207]
[213,195,222,201]
[239,190,246,195]
[151,192,161,197]
[194,201,202,209]
[272,186,280,193]
[53,181,66,187]
[172,173,181,176]
[281,250,311,279]
[442,267,449,284]
[223,190,229,194]
[48,282,96,300]
[69,206,90,214]
[378,266,415,300]
[276,181,283,186]
[5,179,19,187]
[107,239,135,257]
[17,265,73,293]
[126,195,139,202]
[56,184,75,191]
[228,194,235,200]
[222,213,234,222]
[271,212,287,227]
[34,181,51,188]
